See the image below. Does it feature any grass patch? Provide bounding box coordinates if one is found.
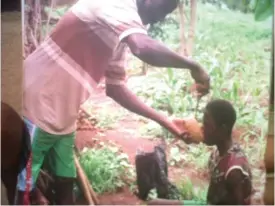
[147,178,208,202]
[78,145,135,194]
[177,178,208,202]
[169,144,212,171]
[139,121,164,138]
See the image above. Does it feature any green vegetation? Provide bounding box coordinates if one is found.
[177,178,208,201]
[131,2,271,141]
[147,178,208,202]
[78,145,135,194]
[169,144,211,171]
[244,0,274,21]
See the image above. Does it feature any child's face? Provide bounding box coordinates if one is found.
[202,110,219,146]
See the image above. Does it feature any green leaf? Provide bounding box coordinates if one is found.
[254,0,273,21]
[249,0,259,10]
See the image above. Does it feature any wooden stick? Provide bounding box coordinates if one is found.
[74,122,100,204]
[74,152,100,205]
[87,182,100,205]
[74,154,94,205]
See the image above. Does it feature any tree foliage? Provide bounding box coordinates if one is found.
[148,16,179,40]
[244,0,274,21]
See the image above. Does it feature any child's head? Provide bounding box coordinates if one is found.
[202,99,236,146]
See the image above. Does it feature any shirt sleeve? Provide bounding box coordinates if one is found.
[225,165,250,180]
[99,1,148,42]
[105,43,128,85]
[102,2,146,85]
[72,0,147,85]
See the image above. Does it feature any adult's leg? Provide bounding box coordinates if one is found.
[47,132,76,205]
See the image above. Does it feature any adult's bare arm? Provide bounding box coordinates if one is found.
[123,33,200,70]
[123,33,210,96]
[106,83,183,137]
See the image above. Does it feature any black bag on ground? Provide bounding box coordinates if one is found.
[135,144,181,201]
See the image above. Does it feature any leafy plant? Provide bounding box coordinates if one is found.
[148,14,179,42]
[177,178,208,201]
[78,145,135,194]
[147,188,158,200]
[244,0,274,21]
[139,121,163,138]
[169,144,211,170]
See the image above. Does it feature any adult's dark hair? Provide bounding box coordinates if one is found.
[161,0,179,13]
[137,0,179,18]
[205,99,237,134]
[141,0,179,7]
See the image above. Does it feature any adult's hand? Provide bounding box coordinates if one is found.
[190,66,210,98]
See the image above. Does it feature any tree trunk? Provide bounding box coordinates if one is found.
[24,0,57,58]
[178,1,188,56]
[24,0,43,58]
[187,0,197,57]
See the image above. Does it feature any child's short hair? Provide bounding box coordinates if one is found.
[205,99,236,134]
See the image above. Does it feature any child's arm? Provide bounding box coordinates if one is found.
[226,169,250,205]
